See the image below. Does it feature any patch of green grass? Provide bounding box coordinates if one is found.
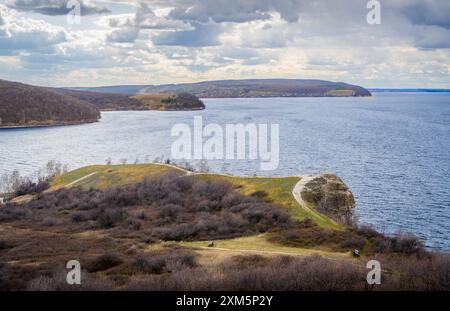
[51,164,184,189]
[180,234,350,259]
[196,174,340,229]
[51,164,340,229]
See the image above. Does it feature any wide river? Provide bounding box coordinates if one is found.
[1,92,449,249]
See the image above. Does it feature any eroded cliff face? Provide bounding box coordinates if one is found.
[301,173,355,225]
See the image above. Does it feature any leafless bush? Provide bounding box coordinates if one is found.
[96,208,125,228]
[86,254,123,272]
[0,161,66,196]
[124,255,366,291]
[133,249,197,274]
[355,224,382,239]
[9,172,295,240]
[26,270,112,291]
[340,237,366,249]
[0,205,29,221]
[41,217,58,226]
[15,179,50,196]
[133,255,166,274]
[0,240,13,250]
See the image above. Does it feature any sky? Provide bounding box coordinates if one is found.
[0,0,449,88]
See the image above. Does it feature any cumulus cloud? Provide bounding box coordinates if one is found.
[106,3,190,43]
[168,0,303,23]
[1,0,450,87]
[0,4,67,53]
[153,22,222,46]
[107,26,139,43]
[6,0,111,16]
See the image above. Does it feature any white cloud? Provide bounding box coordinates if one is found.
[6,0,111,16]
[0,0,449,88]
[107,26,139,42]
[0,4,67,53]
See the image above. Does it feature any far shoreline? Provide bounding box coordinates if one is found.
[0,119,99,130]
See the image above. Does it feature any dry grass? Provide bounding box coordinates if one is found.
[180,234,351,260]
[133,93,177,110]
[50,164,183,190]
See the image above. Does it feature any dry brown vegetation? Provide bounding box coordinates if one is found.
[60,89,145,111]
[133,92,204,110]
[2,246,448,291]
[0,172,449,291]
[1,172,294,241]
[0,80,100,127]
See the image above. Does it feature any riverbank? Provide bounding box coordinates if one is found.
[0,119,99,129]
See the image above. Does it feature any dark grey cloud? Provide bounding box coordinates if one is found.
[168,0,302,23]
[153,22,222,46]
[413,26,450,49]
[7,0,111,16]
[397,0,450,29]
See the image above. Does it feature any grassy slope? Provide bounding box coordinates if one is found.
[181,235,349,259]
[196,174,340,229]
[50,164,185,190]
[45,164,346,258]
[132,93,175,110]
[50,165,338,228]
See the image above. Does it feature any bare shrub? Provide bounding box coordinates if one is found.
[0,205,29,221]
[96,209,125,228]
[133,249,197,274]
[15,179,50,196]
[133,255,166,274]
[125,255,365,291]
[355,225,381,239]
[87,254,123,272]
[368,233,424,255]
[340,237,366,249]
[41,217,58,226]
[26,270,112,291]
[0,240,13,250]
[12,172,295,241]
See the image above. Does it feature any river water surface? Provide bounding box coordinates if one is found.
[1,92,449,249]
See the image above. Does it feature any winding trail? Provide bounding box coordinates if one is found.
[191,245,343,260]
[292,175,316,207]
[292,174,333,225]
[66,172,98,187]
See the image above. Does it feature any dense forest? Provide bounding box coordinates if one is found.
[62,89,204,111]
[0,80,205,127]
[59,89,145,111]
[0,80,100,128]
[69,79,372,97]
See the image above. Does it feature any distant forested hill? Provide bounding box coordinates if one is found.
[68,79,372,97]
[0,80,100,128]
[59,89,145,111]
[61,89,204,111]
